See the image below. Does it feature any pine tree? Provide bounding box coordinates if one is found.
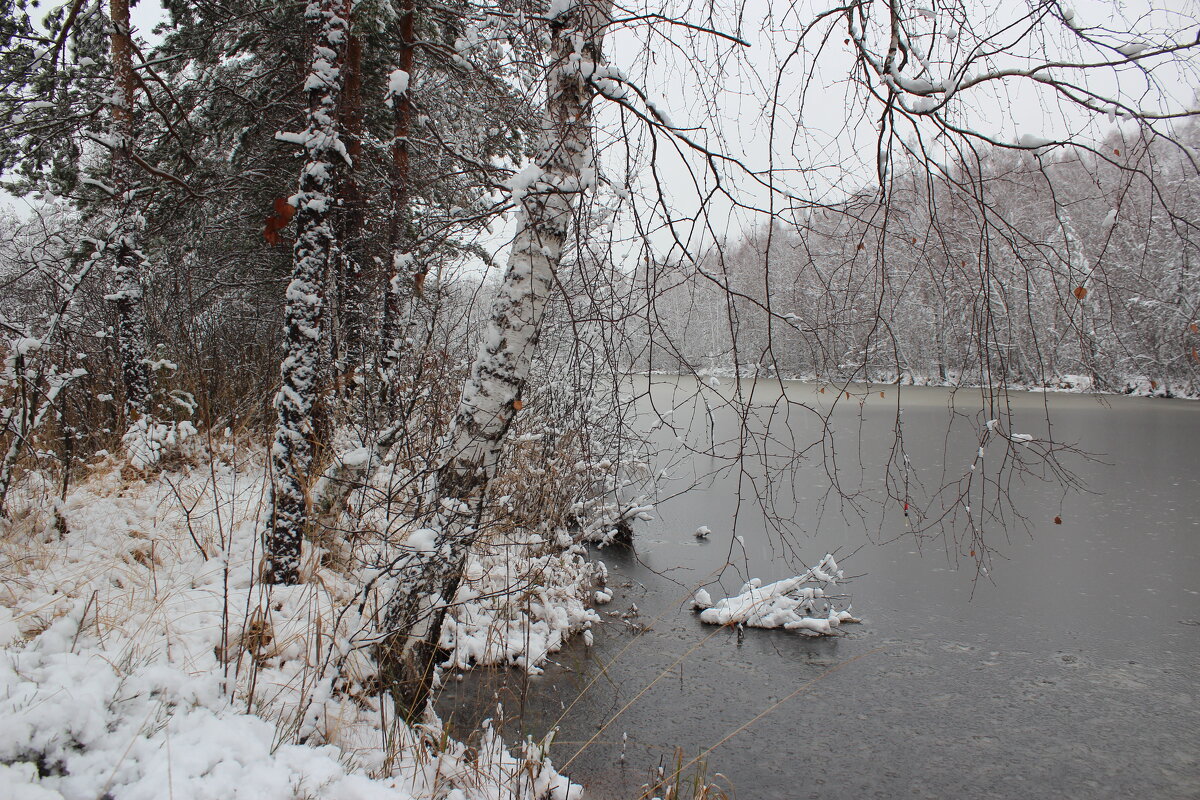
[264,0,351,584]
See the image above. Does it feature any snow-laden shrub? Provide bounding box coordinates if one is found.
[438,527,602,673]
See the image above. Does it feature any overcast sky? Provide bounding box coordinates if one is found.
[5,0,1197,269]
[598,0,1199,258]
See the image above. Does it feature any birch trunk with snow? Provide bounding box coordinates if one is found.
[106,0,153,458]
[377,0,608,719]
[264,0,349,585]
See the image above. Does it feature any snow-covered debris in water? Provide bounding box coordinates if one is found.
[692,555,859,635]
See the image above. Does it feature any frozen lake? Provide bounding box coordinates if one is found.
[439,379,1200,799]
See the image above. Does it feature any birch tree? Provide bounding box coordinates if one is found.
[377,0,611,718]
[264,0,350,585]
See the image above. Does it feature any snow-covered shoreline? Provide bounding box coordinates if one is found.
[642,369,1200,400]
[0,448,592,800]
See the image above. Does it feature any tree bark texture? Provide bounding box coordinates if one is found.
[265,0,349,585]
[379,0,416,389]
[336,16,368,377]
[107,0,152,431]
[377,0,609,720]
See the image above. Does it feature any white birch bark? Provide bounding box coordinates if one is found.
[264,0,350,584]
[378,0,610,719]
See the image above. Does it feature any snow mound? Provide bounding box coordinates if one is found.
[692,555,859,635]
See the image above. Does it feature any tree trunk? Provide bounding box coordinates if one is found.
[107,0,153,448]
[377,0,609,721]
[1058,212,1105,390]
[336,15,368,382]
[264,0,349,585]
[379,0,417,393]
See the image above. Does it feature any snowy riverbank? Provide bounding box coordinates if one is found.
[0,445,597,800]
[645,368,1200,400]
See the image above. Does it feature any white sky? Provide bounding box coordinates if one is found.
[597,0,1200,260]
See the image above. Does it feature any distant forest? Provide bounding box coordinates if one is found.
[651,131,1200,396]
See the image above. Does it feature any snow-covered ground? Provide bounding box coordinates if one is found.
[0,444,594,799]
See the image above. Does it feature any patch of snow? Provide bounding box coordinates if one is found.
[547,0,576,20]
[1017,133,1055,149]
[404,527,439,552]
[384,69,410,107]
[505,164,545,204]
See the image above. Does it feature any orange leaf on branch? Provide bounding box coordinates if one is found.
[273,197,296,221]
[263,197,297,246]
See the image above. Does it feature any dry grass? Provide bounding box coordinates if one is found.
[641,749,735,800]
